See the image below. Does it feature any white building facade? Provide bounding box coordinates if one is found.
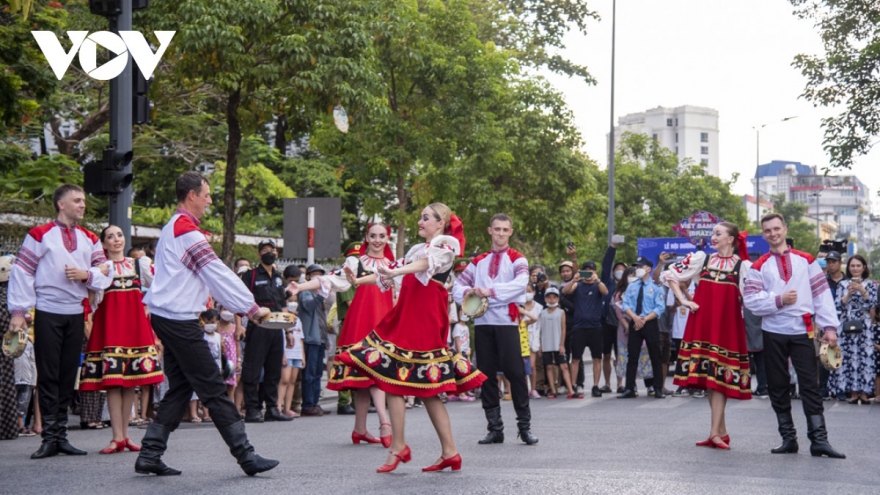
[610,105,720,176]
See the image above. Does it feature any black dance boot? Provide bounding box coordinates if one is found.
[770,412,799,454]
[30,415,58,459]
[135,423,182,476]
[478,407,504,444]
[806,415,845,459]
[516,412,538,446]
[218,420,279,476]
[55,413,86,455]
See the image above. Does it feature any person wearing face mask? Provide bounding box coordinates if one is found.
[189,310,224,423]
[600,241,627,395]
[234,258,251,275]
[618,257,666,400]
[236,240,292,423]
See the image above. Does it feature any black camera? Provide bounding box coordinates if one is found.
[536,273,548,283]
[818,239,847,254]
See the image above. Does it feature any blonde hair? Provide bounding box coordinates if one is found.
[427,202,452,233]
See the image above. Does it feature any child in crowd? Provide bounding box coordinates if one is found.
[449,312,475,402]
[217,306,239,401]
[14,333,37,436]
[539,288,573,399]
[522,291,543,399]
[189,309,223,423]
[278,305,304,418]
[672,280,696,397]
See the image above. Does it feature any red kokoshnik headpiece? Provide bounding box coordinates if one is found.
[445,214,466,256]
[736,230,750,261]
[359,222,396,261]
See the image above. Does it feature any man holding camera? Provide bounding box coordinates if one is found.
[562,261,608,398]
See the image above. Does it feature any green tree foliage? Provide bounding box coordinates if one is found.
[582,133,751,265]
[790,0,880,170]
[140,0,381,262]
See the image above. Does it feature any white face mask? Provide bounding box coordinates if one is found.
[627,276,638,284]
[203,323,217,333]
[287,301,298,313]
[220,311,234,322]
[546,302,558,308]
[236,266,248,274]
[614,270,624,281]
[525,293,534,302]
[635,268,647,279]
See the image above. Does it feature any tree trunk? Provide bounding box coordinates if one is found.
[396,173,408,259]
[221,88,242,264]
[49,104,110,156]
[274,113,288,155]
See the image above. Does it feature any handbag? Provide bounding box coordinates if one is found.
[841,319,865,334]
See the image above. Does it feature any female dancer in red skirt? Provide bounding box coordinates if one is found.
[337,203,486,473]
[661,222,752,450]
[80,226,163,454]
[288,223,396,447]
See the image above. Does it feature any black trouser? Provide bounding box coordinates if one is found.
[475,325,531,430]
[241,322,283,414]
[152,315,241,430]
[625,320,664,392]
[563,324,584,388]
[750,351,768,391]
[763,331,823,417]
[33,310,83,439]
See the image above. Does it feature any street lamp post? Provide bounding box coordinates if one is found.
[607,0,617,245]
[752,116,798,226]
[812,191,822,240]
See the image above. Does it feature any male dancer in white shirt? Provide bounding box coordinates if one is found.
[7,184,112,459]
[453,213,537,445]
[743,213,845,459]
[135,172,277,476]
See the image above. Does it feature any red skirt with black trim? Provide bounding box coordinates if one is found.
[79,287,163,390]
[673,279,751,399]
[337,273,486,398]
[328,284,393,391]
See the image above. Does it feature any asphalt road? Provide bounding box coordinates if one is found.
[2,381,878,495]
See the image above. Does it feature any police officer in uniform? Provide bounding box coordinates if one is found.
[240,240,292,422]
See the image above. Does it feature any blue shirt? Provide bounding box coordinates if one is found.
[622,278,666,318]
[572,281,605,328]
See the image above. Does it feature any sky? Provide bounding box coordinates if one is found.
[541,0,880,213]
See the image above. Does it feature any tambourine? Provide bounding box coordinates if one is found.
[462,292,488,319]
[258,312,296,330]
[2,328,27,358]
[819,343,842,371]
[221,355,236,381]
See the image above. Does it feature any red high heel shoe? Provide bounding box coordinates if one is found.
[379,422,392,448]
[710,435,730,450]
[99,440,125,455]
[352,430,382,445]
[696,434,730,448]
[376,445,411,473]
[422,453,462,472]
[123,437,141,452]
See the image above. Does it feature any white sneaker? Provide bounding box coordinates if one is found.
[558,386,568,395]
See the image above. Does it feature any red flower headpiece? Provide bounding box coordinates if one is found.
[445,214,466,256]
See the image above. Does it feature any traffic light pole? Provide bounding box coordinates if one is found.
[108,1,133,252]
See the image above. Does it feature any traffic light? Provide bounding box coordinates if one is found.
[133,62,151,124]
[89,0,149,17]
[83,146,133,196]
